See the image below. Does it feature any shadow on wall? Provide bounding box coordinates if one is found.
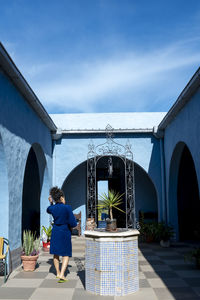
[135,163,158,223]
[62,161,87,234]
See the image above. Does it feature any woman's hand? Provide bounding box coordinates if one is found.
[48,196,53,204]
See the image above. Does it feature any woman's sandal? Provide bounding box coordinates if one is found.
[58,278,68,283]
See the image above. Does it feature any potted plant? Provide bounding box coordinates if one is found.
[97,190,125,231]
[157,222,174,247]
[185,248,200,269]
[21,230,40,271]
[42,225,52,252]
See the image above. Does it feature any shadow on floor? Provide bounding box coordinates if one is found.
[74,257,85,287]
[139,242,200,299]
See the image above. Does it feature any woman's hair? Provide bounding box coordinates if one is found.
[49,186,64,203]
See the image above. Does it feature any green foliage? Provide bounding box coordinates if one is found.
[139,213,174,242]
[42,225,52,241]
[156,222,174,241]
[185,248,200,269]
[22,230,40,256]
[97,190,125,220]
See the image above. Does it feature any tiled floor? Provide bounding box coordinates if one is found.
[0,237,200,299]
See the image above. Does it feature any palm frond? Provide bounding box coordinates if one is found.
[97,190,125,219]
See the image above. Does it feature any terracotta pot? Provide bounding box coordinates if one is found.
[43,241,50,252]
[106,219,117,231]
[86,218,96,230]
[146,236,154,243]
[21,255,39,271]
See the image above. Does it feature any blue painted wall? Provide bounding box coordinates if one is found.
[164,87,200,239]
[0,69,53,251]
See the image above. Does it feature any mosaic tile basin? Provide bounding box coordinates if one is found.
[85,229,140,296]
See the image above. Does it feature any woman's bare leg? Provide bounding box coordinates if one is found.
[53,255,60,277]
[60,256,69,280]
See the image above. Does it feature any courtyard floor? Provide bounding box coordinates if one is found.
[0,236,200,300]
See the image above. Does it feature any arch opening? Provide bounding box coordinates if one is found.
[62,159,158,233]
[96,156,126,228]
[22,147,41,237]
[177,145,200,241]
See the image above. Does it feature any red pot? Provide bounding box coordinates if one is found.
[43,241,50,252]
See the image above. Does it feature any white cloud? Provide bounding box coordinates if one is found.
[18,39,200,112]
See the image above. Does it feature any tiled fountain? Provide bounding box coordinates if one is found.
[85,229,140,296]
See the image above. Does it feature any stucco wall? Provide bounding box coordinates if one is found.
[164,87,200,237]
[0,69,53,252]
[53,132,163,228]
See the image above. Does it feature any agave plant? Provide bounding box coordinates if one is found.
[97,190,125,220]
[22,230,40,256]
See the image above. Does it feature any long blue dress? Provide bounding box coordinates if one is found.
[47,203,77,256]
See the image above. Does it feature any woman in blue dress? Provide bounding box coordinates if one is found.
[47,186,77,282]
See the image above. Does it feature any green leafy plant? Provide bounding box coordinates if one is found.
[156,222,174,241]
[97,190,125,220]
[42,225,52,242]
[185,248,200,269]
[22,230,40,256]
[139,213,174,243]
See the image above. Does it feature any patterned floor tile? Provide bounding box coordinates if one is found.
[175,270,200,278]
[170,264,196,271]
[2,279,43,288]
[14,272,48,279]
[144,259,163,265]
[143,255,161,260]
[0,287,35,299]
[114,288,158,300]
[150,264,172,271]
[139,279,151,288]
[72,288,114,300]
[139,260,149,265]
[161,287,199,299]
[140,265,154,272]
[163,259,187,265]
[159,255,183,260]
[147,278,166,288]
[192,287,200,296]
[0,277,4,286]
[29,287,74,300]
[39,279,78,288]
[183,278,200,287]
[158,278,189,287]
[153,288,176,300]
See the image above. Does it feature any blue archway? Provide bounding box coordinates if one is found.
[168,142,200,241]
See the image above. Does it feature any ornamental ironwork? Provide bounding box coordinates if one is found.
[87,124,136,229]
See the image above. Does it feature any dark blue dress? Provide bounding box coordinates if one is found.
[47,203,77,256]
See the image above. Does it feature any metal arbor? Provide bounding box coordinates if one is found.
[87,124,136,229]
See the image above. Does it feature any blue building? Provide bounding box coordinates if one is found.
[0,42,200,268]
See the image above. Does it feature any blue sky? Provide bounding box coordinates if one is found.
[1,0,200,113]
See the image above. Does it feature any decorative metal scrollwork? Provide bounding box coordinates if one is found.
[87,124,136,228]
